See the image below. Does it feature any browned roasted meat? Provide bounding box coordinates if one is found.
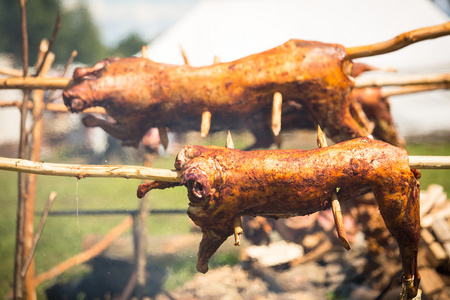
[138,137,421,298]
[63,40,374,147]
[246,85,403,150]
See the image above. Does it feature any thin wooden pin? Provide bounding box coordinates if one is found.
[226,130,234,149]
[317,126,351,250]
[213,56,221,64]
[201,111,211,138]
[157,126,169,151]
[141,45,148,59]
[226,131,242,244]
[330,192,351,250]
[316,125,327,148]
[180,45,190,65]
[233,215,243,246]
[272,92,283,137]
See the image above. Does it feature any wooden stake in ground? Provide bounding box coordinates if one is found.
[316,126,351,250]
[14,1,30,298]
[23,40,55,300]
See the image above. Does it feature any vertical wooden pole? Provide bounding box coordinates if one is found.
[24,41,54,300]
[135,153,152,299]
[15,0,29,298]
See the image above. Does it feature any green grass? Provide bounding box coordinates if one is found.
[0,136,449,298]
[0,154,194,298]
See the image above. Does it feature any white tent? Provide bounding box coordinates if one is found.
[145,0,450,139]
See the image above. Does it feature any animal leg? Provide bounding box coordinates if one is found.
[374,178,421,299]
[196,229,229,273]
[82,114,140,147]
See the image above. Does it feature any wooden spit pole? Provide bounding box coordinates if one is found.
[1,72,448,91]
[0,155,449,184]
[0,22,449,91]
[0,157,180,181]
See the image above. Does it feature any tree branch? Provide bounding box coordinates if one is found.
[347,21,450,59]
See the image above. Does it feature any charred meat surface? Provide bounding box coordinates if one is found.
[63,40,376,147]
[138,137,421,298]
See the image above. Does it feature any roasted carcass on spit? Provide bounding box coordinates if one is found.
[63,40,365,147]
[137,137,421,299]
[62,22,450,149]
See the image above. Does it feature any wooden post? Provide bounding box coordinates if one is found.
[24,40,54,300]
[14,1,30,298]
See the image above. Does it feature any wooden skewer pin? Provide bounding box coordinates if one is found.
[158,127,169,151]
[272,92,283,137]
[201,111,212,138]
[226,131,243,246]
[317,126,351,250]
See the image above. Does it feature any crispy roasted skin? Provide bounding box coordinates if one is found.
[63,40,377,147]
[138,137,421,298]
[247,86,403,150]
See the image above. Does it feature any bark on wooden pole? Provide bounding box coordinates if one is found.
[23,40,54,300]
[346,21,450,59]
[0,155,449,182]
[0,157,181,181]
[14,1,30,298]
[0,77,72,90]
[355,73,450,88]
